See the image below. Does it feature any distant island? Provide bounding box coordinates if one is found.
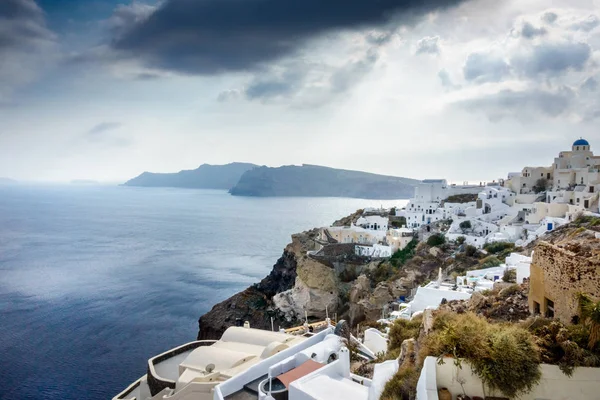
[230,164,419,199]
[123,162,258,190]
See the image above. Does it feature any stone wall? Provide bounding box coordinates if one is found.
[529,241,600,323]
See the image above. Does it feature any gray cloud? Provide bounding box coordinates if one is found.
[415,36,441,55]
[521,22,547,39]
[569,15,599,32]
[330,50,378,93]
[456,87,574,122]
[218,32,386,107]
[112,0,466,75]
[0,0,56,99]
[581,77,598,91]
[0,0,54,52]
[217,89,243,102]
[511,42,591,77]
[366,31,395,46]
[463,52,510,82]
[438,68,460,90]
[88,122,123,135]
[541,12,558,24]
[106,3,157,40]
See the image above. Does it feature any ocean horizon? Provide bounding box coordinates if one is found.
[0,185,407,400]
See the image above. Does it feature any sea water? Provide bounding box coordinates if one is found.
[0,185,406,399]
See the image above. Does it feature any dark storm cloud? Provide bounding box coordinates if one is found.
[0,0,54,51]
[415,36,441,55]
[88,122,123,135]
[457,87,574,121]
[112,0,466,75]
[521,22,547,39]
[511,42,591,77]
[0,0,41,22]
[463,52,510,82]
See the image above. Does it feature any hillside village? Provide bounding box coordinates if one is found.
[115,139,600,400]
[320,138,600,257]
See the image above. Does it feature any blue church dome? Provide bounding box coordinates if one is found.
[573,138,589,146]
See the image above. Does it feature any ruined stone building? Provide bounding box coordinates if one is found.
[529,236,600,324]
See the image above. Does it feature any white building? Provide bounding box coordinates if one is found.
[385,227,414,252]
[399,179,484,229]
[356,215,388,231]
[417,356,600,400]
[506,138,600,212]
[355,244,393,258]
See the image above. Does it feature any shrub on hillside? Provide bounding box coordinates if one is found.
[390,240,418,267]
[523,317,600,375]
[483,241,515,254]
[456,236,466,245]
[421,311,541,399]
[479,255,501,268]
[502,268,516,283]
[426,234,445,247]
[464,244,478,257]
[388,316,422,353]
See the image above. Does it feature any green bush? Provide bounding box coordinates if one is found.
[459,220,472,231]
[480,255,501,268]
[381,365,419,400]
[456,236,466,245]
[483,241,515,254]
[370,263,393,284]
[524,317,600,375]
[388,316,422,353]
[390,240,418,267]
[426,234,445,247]
[422,311,541,399]
[391,216,407,228]
[464,245,478,257]
[499,284,520,299]
[502,268,516,283]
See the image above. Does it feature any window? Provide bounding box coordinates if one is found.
[533,301,540,315]
[545,298,555,318]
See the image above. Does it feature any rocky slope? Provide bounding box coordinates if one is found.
[229,164,419,199]
[198,212,485,339]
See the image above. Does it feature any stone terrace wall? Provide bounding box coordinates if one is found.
[530,241,600,323]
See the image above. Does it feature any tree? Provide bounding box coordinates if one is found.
[533,178,549,193]
[427,234,445,247]
[459,220,472,233]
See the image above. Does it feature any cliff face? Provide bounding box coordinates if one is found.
[229,164,419,199]
[198,230,321,339]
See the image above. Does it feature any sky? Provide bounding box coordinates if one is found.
[1,0,600,183]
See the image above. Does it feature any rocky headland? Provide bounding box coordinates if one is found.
[197,211,485,339]
[123,162,258,190]
[229,164,419,199]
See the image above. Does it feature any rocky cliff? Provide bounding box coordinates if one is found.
[197,213,474,340]
[229,164,419,199]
